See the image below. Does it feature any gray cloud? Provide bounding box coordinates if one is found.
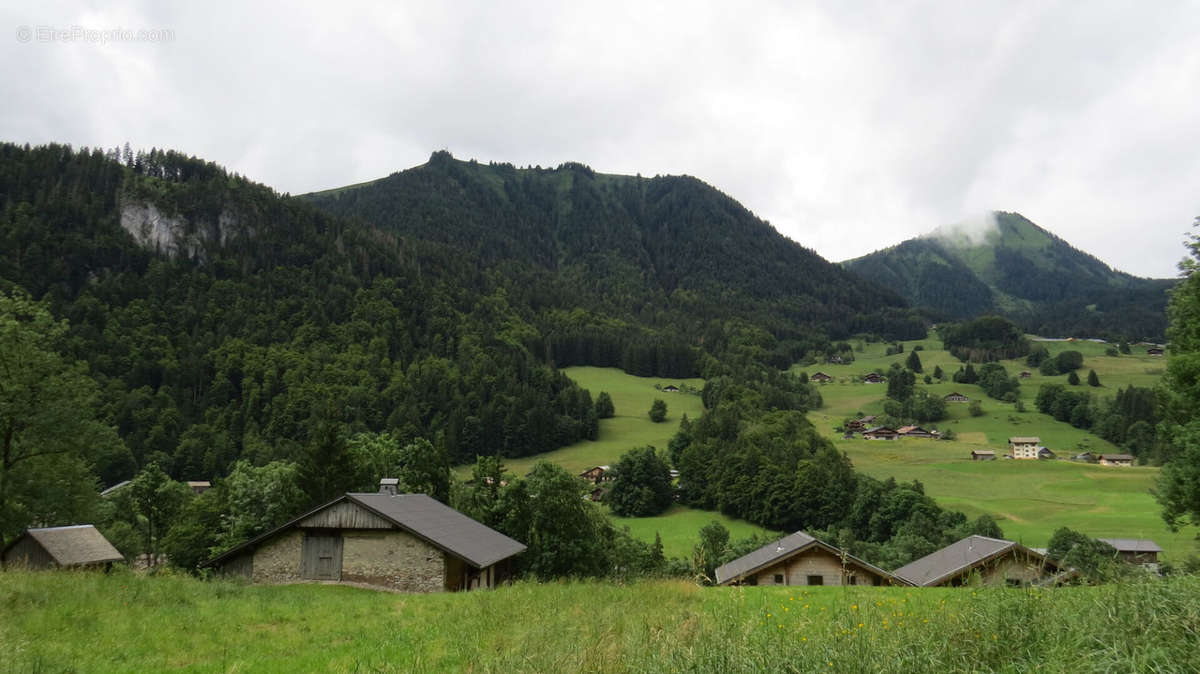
[2,0,1196,277]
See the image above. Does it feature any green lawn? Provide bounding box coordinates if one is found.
[3,570,1197,672]
[607,504,777,559]
[797,337,1195,561]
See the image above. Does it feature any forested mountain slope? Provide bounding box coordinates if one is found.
[305,151,925,357]
[842,212,1173,339]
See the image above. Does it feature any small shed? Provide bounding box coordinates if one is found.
[971,450,996,461]
[1098,454,1134,467]
[1097,538,1161,565]
[2,525,124,570]
[810,372,833,383]
[662,384,680,392]
[944,392,970,403]
[1147,348,1164,356]
[1019,371,1032,379]
[186,481,211,494]
[862,373,886,384]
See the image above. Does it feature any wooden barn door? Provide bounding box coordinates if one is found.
[301,532,343,580]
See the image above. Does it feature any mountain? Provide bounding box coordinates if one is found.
[303,151,924,356]
[842,212,1174,340]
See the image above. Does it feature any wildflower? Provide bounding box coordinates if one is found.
[858,623,864,628]
[851,604,858,610]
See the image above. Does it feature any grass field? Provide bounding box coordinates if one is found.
[607,504,777,559]
[3,570,1198,672]
[796,337,1195,560]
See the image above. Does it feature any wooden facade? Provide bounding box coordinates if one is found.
[742,547,888,587]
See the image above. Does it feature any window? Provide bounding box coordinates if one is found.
[774,574,784,584]
[848,575,857,586]
[807,575,823,586]
[1006,578,1022,588]
[873,576,882,587]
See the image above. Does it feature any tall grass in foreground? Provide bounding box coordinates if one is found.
[2,570,1198,672]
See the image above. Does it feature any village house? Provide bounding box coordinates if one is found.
[662,384,680,392]
[1098,454,1134,467]
[186,481,211,495]
[1008,436,1042,460]
[1019,371,1032,379]
[971,450,996,461]
[202,483,526,592]
[714,531,905,587]
[862,426,899,440]
[896,425,936,439]
[844,415,877,432]
[809,372,833,383]
[1097,538,1161,566]
[579,465,613,484]
[893,535,1066,587]
[2,525,124,570]
[862,373,886,384]
[944,392,970,403]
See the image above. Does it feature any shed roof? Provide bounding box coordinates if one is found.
[203,493,526,570]
[5,525,124,566]
[1008,437,1041,444]
[1100,454,1135,461]
[1097,538,1161,553]
[862,426,896,434]
[972,450,996,455]
[713,531,900,586]
[893,535,1050,587]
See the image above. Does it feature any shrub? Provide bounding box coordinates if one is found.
[648,399,667,423]
[1056,350,1084,372]
[968,400,984,417]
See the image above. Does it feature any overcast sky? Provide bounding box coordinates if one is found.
[4,1,1198,277]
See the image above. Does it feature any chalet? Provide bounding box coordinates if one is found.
[1019,371,1032,379]
[944,392,970,403]
[579,465,613,484]
[1097,538,1161,565]
[186,481,211,495]
[829,355,844,364]
[810,372,834,383]
[714,531,905,587]
[896,425,936,439]
[2,525,124,570]
[1037,447,1057,460]
[1147,347,1164,356]
[202,483,526,592]
[862,373,886,384]
[845,415,877,432]
[862,426,899,441]
[971,450,996,461]
[662,384,680,392]
[893,535,1065,587]
[1008,437,1042,460]
[1098,454,1134,467]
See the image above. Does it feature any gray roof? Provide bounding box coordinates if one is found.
[893,535,1049,586]
[713,531,900,586]
[13,525,124,566]
[1008,437,1041,444]
[1097,538,1161,553]
[204,493,526,570]
[347,493,526,568]
[100,480,130,497]
[1100,454,1135,461]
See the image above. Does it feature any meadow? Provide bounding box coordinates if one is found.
[3,569,1198,672]
[798,337,1193,559]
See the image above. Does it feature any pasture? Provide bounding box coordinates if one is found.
[2,570,1197,672]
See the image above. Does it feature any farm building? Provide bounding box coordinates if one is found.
[845,415,876,432]
[1147,347,1164,356]
[893,535,1066,587]
[944,392,970,403]
[1097,538,1161,565]
[202,486,526,592]
[2,525,124,570]
[662,384,680,392]
[579,465,613,484]
[1008,436,1042,460]
[862,426,898,440]
[1098,454,1134,467]
[714,531,904,587]
[1071,452,1097,463]
[809,372,833,383]
[1037,448,1056,460]
[1019,371,1032,379]
[186,481,211,494]
[862,373,886,384]
[971,450,996,461]
[896,425,936,439]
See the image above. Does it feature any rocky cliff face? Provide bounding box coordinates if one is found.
[119,199,245,260]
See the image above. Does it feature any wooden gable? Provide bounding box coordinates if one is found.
[299,500,393,529]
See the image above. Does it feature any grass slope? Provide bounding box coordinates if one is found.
[799,337,1193,559]
[3,570,1198,672]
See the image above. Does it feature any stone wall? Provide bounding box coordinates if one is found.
[341,530,444,593]
[251,530,303,584]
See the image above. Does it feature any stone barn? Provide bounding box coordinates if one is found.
[714,531,906,587]
[2,525,124,570]
[202,487,525,592]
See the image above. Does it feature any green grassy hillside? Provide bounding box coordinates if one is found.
[3,570,1197,672]
[798,338,1191,559]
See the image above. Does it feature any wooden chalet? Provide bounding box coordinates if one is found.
[1008,436,1042,460]
[662,384,680,392]
[1097,538,1161,565]
[714,531,906,587]
[862,426,898,441]
[2,525,124,570]
[862,373,886,384]
[896,425,936,439]
[810,372,834,383]
[845,415,877,432]
[893,535,1066,587]
[971,450,996,461]
[944,392,970,403]
[186,481,211,494]
[579,465,613,484]
[202,483,526,592]
[1098,454,1134,467]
